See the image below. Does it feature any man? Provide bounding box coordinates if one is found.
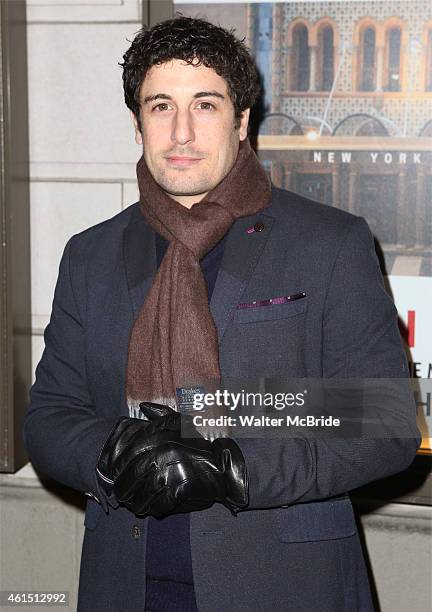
[23,16,420,612]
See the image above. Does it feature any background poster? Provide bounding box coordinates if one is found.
[176,0,432,449]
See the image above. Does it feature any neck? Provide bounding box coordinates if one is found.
[167,191,208,209]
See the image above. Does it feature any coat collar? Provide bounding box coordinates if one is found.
[123,192,276,342]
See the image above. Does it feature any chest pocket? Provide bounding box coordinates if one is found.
[233,295,307,324]
[222,293,308,378]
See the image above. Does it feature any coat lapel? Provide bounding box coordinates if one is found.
[122,202,275,342]
[122,204,156,318]
[210,209,275,343]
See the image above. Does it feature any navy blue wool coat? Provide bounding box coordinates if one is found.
[24,187,420,612]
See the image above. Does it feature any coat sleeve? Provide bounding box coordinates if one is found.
[235,216,421,509]
[22,237,119,511]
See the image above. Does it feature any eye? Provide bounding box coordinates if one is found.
[197,101,215,110]
[152,102,171,112]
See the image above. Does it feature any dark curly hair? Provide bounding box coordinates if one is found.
[121,16,261,131]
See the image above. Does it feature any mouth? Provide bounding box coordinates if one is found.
[164,156,203,167]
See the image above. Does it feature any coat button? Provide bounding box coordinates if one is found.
[131,525,141,539]
[254,222,265,232]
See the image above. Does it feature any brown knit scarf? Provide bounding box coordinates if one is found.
[126,138,271,416]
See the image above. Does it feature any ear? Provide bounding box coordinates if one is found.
[131,111,143,145]
[238,108,250,141]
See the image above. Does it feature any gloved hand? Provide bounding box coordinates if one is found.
[96,402,248,519]
[96,403,182,486]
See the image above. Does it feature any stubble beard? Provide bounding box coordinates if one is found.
[152,166,215,198]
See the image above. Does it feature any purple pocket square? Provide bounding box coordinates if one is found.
[237,292,306,310]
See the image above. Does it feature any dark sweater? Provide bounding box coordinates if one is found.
[145,231,227,612]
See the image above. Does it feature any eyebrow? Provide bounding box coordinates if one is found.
[142,91,226,104]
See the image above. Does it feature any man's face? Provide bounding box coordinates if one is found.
[132,59,250,208]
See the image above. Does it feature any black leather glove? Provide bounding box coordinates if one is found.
[96,403,181,486]
[96,402,248,519]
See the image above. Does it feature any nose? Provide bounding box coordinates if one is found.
[171,108,195,146]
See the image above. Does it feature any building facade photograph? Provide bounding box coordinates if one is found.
[245,0,432,276]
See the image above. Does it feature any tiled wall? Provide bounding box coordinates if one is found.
[27,0,144,375]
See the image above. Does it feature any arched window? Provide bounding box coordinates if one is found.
[358,27,376,91]
[259,113,304,136]
[385,27,402,91]
[426,29,432,91]
[333,114,389,137]
[318,25,334,91]
[292,24,310,91]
